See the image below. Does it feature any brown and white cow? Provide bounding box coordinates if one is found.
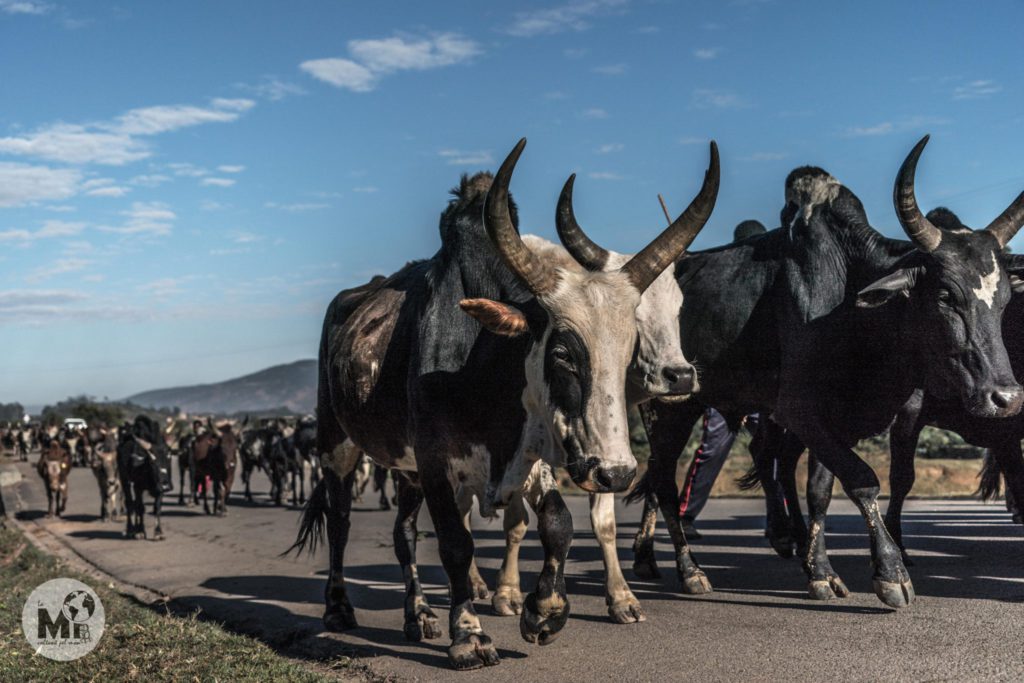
[37,442,71,518]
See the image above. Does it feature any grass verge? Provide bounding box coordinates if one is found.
[0,522,356,682]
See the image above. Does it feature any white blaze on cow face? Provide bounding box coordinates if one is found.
[973,251,1001,308]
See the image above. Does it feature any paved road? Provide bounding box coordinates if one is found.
[6,456,1024,682]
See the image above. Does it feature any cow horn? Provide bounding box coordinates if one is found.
[556,174,610,271]
[484,138,560,296]
[984,190,1024,248]
[894,135,942,253]
[620,141,720,293]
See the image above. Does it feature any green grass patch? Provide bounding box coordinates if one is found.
[0,523,352,682]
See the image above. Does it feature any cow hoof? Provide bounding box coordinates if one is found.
[681,572,713,595]
[448,633,500,670]
[471,579,491,601]
[520,592,568,646]
[632,557,661,580]
[607,595,645,624]
[873,577,914,608]
[132,531,146,540]
[404,611,442,642]
[808,576,850,600]
[768,534,795,559]
[379,501,391,511]
[323,608,358,632]
[492,588,523,616]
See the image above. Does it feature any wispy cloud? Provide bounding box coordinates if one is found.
[85,185,130,198]
[201,177,235,187]
[438,149,493,166]
[693,48,721,60]
[952,79,1002,100]
[26,257,91,283]
[265,201,331,211]
[0,162,81,207]
[843,122,895,137]
[0,98,256,166]
[98,202,175,236]
[842,116,950,138]
[0,0,51,15]
[595,143,624,154]
[352,186,379,194]
[130,174,171,187]
[217,164,246,173]
[0,220,86,243]
[166,162,208,178]
[588,171,623,180]
[237,76,306,102]
[301,33,481,93]
[504,0,628,37]
[691,89,748,109]
[581,107,609,119]
[593,63,627,75]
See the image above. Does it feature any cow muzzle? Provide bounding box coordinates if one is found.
[567,457,636,493]
[969,383,1024,418]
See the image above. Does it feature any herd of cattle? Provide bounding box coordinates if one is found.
[4,134,1024,671]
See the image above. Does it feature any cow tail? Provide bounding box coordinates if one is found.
[737,463,762,491]
[283,476,328,556]
[977,450,1003,502]
[624,463,655,505]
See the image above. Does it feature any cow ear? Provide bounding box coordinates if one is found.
[856,268,921,309]
[459,298,529,337]
[1004,253,1024,293]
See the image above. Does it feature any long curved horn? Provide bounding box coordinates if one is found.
[484,138,560,296]
[620,141,720,293]
[555,174,610,271]
[984,190,1024,248]
[894,135,942,253]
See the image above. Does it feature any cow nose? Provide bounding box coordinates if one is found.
[662,364,695,392]
[990,386,1024,415]
[593,465,636,493]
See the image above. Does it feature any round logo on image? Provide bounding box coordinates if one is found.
[22,578,105,661]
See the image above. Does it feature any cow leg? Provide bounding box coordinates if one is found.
[456,488,489,600]
[153,492,164,540]
[135,483,148,539]
[375,465,391,510]
[519,462,571,647]
[803,455,849,599]
[418,457,499,670]
[633,400,707,591]
[319,440,361,632]
[778,433,808,558]
[750,419,796,558]
[806,440,913,608]
[188,457,198,506]
[591,491,643,623]
[631,489,660,579]
[884,396,925,566]
[122,480,134,537]
[242,459,253,502]
[393,475,442,642]
[990,441,1024,527]
[492,493,528,616]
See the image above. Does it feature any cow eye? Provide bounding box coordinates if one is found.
[937,288,952,304]
[552,346,575,369]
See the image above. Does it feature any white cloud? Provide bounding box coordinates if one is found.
[593,63,627,75]
[505,0,627,37]
[237,76,306,101]
[0,0,51,15]
[596,143,624,154]
[352,186,378,193]
[439,149,493,166]
[26,257,91,283]
[0,98,256,166]
[199,200,229,211]
[85,185,130,197]
[0,289,85,311]
[217,164,245,173]
[843,122,895,137]
[581,107,609,119]
[98,201,175,236]
[166,162,208,177]
[130,174,171,187]
[301,33,481,93]
[232,231,262,244]
[0,162,81,207]
[0,220,86,243]
[201,177,235,187]
[693,48,721,60]
[265,201,331,211]
[0,124,147,165]
[691,88,748,109]
[953,79,1002,100]
[588,171,623,180]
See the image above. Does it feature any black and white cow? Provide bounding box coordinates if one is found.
[629,136,1023,609]
[290,139,719,669]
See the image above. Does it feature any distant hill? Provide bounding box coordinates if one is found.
[125,360,317,415]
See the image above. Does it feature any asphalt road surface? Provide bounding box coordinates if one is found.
[6,456,1024,682]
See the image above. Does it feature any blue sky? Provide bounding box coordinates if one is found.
[2,0,1023,406]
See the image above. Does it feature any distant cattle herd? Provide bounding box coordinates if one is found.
[4,134,1024,671]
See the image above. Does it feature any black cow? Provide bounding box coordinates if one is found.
[117,415,172,540]
[289,139,718,669]
[629,136,1024,609]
